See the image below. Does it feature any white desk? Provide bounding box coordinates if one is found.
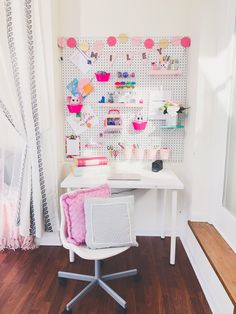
[60,168,184,265]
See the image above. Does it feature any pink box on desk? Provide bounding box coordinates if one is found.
[74,156,108,167]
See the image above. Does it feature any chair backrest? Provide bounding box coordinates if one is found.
[59,184,111,249]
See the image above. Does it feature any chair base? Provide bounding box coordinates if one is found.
[58,260,138,312]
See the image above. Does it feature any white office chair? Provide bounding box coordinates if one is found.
[58,192,138,314]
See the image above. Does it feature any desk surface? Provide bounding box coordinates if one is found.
[60,169,184,190]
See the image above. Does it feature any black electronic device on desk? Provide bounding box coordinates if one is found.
[152,160,163,172]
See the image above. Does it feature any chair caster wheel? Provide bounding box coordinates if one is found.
[63,308,72,314]
[59,277,67,286]
[118,306,127,314]
[134,273,141,282]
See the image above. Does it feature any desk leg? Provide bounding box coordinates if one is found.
[170,190,177,265]
[69,249,75,263]
[67,188,75,263]
[160,189,167,239]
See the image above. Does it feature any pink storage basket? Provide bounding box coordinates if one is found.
[132,121,147,131]
[67,104,83,113]
[95,73,110,82]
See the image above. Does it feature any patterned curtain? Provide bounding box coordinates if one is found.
[0,0,59,249]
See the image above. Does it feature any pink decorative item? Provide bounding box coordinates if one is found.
[181,36,191,48]
[0,184,37,251]
[57,37,67,48]
[131,36,142,46]
[107,36,117,47]
[78,78,90,94]
[147,149,157,160]
[95,72,110,82]
[171,37,181,46]
[67,104,83,113]
[135,148,145,160]
[132,121,147,131]
[93,40,104,52]
[62,184,111,245]
[67,37,77,48]
[144,38,154,49]
[67,95,83,113]
[74,156,108,167]
[124,148,133,160]
[159,148,170,160]
[151,62,158,71]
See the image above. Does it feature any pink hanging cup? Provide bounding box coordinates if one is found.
[132,121,147,131]
[67,104,83,113]
[95,73,110,82]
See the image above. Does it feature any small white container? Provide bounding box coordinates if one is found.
[166,115,177,127]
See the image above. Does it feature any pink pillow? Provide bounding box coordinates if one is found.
[61,184,111,245]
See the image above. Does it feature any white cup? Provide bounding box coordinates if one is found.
[159,148,170,160]
[147,149,157,160]
[124,148,133,160]
[135,148,145,160]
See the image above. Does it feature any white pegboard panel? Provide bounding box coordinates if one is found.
[61,36,189,162]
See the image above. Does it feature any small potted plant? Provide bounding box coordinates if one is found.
[161,100,189,126]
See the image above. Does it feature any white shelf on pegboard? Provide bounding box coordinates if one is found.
[149,70,182,75]
[98,103,145,108]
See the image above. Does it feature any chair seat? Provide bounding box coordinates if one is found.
[63,241,130,260]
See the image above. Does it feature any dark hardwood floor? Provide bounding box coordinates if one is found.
[0,237,211,314]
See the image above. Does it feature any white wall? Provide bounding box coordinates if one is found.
[53,0,236,240]
[224,44,236,217]
[57,0,189,37]
[185,0,236,252]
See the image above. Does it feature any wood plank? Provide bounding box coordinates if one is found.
[0,237,211,314]
[189,221,236,308]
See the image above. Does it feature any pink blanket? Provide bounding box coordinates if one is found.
[0,185,37,251]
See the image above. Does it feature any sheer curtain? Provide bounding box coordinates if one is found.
[0,0,59,250]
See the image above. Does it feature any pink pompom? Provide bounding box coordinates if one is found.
[107,36,117,47]
[57,37,67,48]
[131,37,141,46]
[93,40,104,52]
[181,36,191,48]
[171,37,181,46]
[67,37,77,48]
[144,38,154,49]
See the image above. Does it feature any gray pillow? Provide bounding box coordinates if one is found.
[84,195,138,249]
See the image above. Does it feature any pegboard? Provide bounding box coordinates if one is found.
[61,36,189,162]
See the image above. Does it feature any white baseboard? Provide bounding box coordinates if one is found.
[189,212,210,222]
[36,232,61,246]
[135,228,181,237]
[181,226,234,314]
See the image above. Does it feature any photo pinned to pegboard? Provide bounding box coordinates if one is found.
[60,35,190,162]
